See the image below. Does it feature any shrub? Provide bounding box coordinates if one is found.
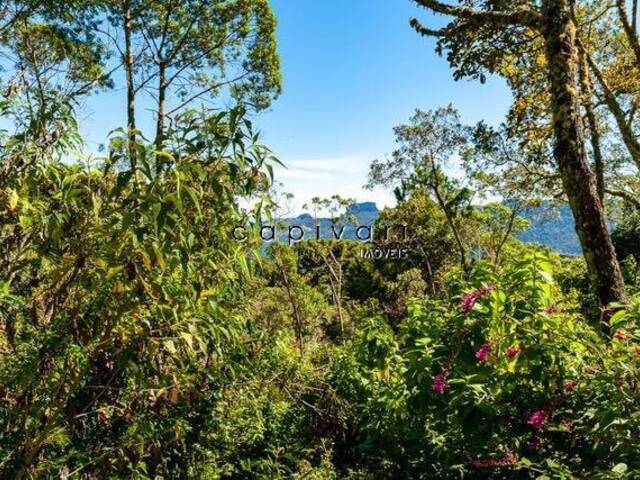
[331,253,640,478]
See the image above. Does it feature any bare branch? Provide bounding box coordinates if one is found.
[412,0,541,26]
[581,42,640,170]
[166,72,249,116]
[615,0,640,71]
[409,17,452,37]
[605,187,640,210]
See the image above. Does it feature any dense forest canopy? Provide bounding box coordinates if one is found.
[1,0,640,478]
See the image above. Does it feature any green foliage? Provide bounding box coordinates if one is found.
[610,214,640,293]
[1,3,638,478]
[115,0,282,112]
[0,107,278,478]
[612,212,640,263]
[255,244,336,348]
[375,191,456,291]
[331,253,640,478]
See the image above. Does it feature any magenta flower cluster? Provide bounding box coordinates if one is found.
[505,346,520,358]
[475,342,492,362]
[439,287,581,461]
[460,284,494,313]
[526,409,549,430]
[542,305,556,316]
[431,374,448,394]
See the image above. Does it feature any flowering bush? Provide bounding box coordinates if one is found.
[331,252,640,478]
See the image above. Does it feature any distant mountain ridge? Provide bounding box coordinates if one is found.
[281,202,379,242]
[516,204,581,255]
[282,202,582,254]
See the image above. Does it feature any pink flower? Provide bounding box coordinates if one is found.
[564,380,576,392]
[526,409,549,430]
[460,284,494,313]
[475,342,492,362]
[561,419,574,432]
[527,438,542,450]
[431,374,448,394]
[543,305,556,316]
[505,346,520,358]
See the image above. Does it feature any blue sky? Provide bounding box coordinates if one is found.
[80,0,513,214]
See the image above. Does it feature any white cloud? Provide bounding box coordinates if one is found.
[272,155,396,215]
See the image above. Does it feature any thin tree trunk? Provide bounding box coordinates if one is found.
[277,260,304,352]
[324,249,344,334]
[542,0,626,316]
[155,61,167,174]
[584,50,640,171]
[494,206,518,266]
[123,0,137,171]
[426,157,468,273]
[427,162,468,274]
[578,52,605,203]
[616,0,640,71]
[433,186,468,274]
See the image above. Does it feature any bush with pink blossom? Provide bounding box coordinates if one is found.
[331,252,640,478]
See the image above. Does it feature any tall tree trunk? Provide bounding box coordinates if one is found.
[541,0,626,314]
[123,0,137,171]
[155,61,167,174]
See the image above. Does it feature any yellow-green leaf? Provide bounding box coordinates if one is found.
[180,332,194,350]
[164,339,177,354]
[7,189,19,210]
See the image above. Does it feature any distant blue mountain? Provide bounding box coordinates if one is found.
[279,201,583,254]
[280,203,379,242]
[516,204,581,255]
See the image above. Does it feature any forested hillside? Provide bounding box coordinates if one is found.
[283,201,584,254]
[2,0,640,479]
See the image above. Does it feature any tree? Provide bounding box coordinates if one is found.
[262,244,334,351]
[375,190,458,294]
[105,0,282,170]
[368,106,475,274]
[0,107,279,478]
[464,121,562,206]
[0,1,110,178]
[410,0,626,313]
[302,195,357,334]
[1,0,282,174]
[475,203,530,266]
